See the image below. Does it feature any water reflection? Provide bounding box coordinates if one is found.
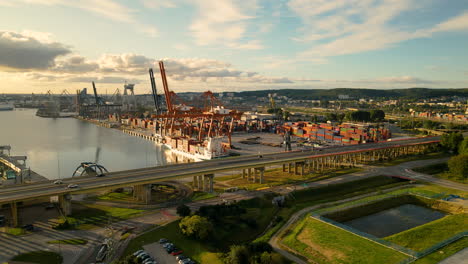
[0,109,169,179]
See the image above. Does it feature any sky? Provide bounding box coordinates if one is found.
[0,0,467,94]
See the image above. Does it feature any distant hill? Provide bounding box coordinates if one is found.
[218,88,468,100]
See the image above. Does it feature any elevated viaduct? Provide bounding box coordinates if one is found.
[0,137,439,226]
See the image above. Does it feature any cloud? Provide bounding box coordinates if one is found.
[141,0,177,9]
[53,55,99,73]
[24,72,57,81]
[289,1,468,61]
[189,0,261,48]
[97,53,156,74]
[431,11,468,32]
[66,76,141,84]
[2,0,158,37]
[0,31,71,70]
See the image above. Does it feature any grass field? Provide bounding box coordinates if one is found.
[215,167,363,191]
[282,217,408,264]
[123,221,223,264]
[413,162,467,184]
[54,202,144,230]
[12,250,63,264]
[385,214,467,251]
[191,191,218,201]
[47,238,88,245]
[2,227,27,236]
[413,237,468,264]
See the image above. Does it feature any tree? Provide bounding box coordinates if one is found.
[448,154,468,181]
[440,133,464,153]
[370,110,385,122]
[458,137,468,155]
[225,245,250,264]
[179,215,212,240]
[176,204,191,217]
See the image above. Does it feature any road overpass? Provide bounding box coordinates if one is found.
[0,137,439,226]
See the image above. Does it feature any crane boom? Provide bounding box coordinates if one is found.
[92,81,100,105]
[158,61,173,113]
[149,68,161,114]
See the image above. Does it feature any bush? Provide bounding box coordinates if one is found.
[176,204,191,217]
[179,215,213,240]
[448,154,468,180]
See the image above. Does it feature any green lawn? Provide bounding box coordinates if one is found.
[54,203,144,230]
[413,237,468,264]
[123,221,223,264]
[282,217,408,264]
[375,152,451,167]
[47,238,88,245]
[12,251,63,264]
[96,191,134,201]
[191,191,218,201]
[413,162,467,184]
[385,214,468,251]
[2,227,26,236]
[215,167,363,191]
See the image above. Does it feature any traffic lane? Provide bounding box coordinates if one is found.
[143,242,178,264]
[0,137,439,200]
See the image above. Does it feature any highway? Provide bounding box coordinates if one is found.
[0,137,439,204]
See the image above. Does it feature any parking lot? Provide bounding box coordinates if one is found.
[144,242,178,264]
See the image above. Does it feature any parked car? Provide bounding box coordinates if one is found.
[53,180,63,184]
[176,255,188,261]
[133,250,145,256]
[171,249,183,256]
[67,184,79,189]
[159,238,169,244]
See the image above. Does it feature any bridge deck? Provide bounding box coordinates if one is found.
[0,137,440,204]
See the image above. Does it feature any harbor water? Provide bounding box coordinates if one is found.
[0,109,169,179]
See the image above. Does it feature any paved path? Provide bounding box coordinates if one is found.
[438,247,468,264]
[268,185,415,264]
[1,157,464,264]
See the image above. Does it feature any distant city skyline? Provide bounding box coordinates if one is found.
[0,0,467,94]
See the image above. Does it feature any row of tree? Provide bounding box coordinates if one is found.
[441,133,467,181]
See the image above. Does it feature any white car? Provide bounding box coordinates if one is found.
[67,184,79,189]
[53,180,63,184]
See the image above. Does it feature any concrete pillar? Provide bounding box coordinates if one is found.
[294,162,298,175]
[134,184,152,204]
[282,164,286,172]
[248,168,252,181]
[253,169,258,182]
[58,194,72,216]
[209,174,214,193]
[259,168,264,184]
[288,163,292,173]
[11,202,18,227]
[242,169,246,179]
[193,176,198,190]
[300,163,304,176]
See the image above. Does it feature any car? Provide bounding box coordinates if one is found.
[176,255,188,261]
[136,251,148,257]
[159,238,169,244]
[143,259,156,264]
[53,180,63,184]
[171,249,183,256]
[133,250,145,256]
[179,259,192,264]
[66,184,79,189]
[137,253,150,261]
[22,224,34,231]
[163,242,174,249]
